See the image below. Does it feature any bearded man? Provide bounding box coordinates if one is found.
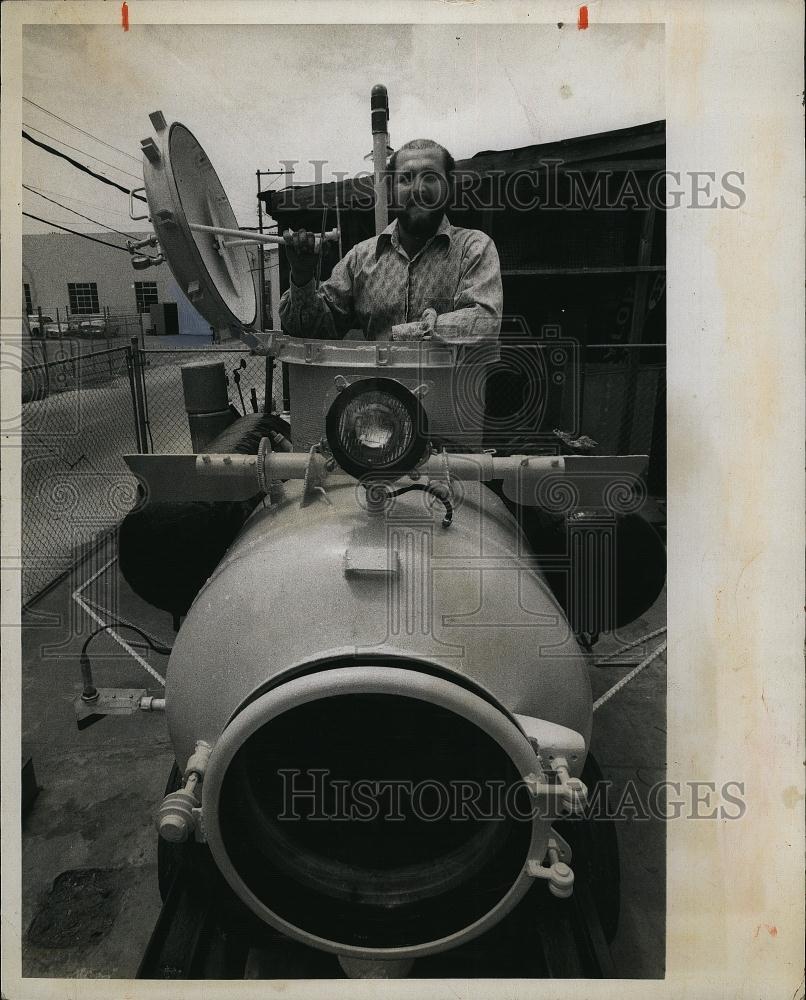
[278,139,502,358]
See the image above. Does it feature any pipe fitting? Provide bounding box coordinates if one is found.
[157,787,199,843]
[185,740,212,780]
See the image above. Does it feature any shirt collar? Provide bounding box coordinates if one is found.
[376,214,452,259]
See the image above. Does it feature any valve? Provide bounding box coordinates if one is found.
[156,740,211,843]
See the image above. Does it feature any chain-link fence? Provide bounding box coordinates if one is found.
[26,308,143,341]
[141,348,279,454]
[19,334,663,607]
[21,345,140,606]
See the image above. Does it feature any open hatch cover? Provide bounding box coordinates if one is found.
[138,110,258,338]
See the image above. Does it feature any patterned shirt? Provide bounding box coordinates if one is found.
[279,215,502,361]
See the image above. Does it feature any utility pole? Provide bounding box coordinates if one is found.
[256,169,267,331]
[255,168,294,330]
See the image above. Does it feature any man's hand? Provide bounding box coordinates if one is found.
[390,309,438,342]
[283,228,317,286]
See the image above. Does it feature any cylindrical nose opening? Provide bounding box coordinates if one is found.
[203,667,544,956]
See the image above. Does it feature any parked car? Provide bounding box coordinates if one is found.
[27,315,80,338]
[76,317,120,339]
[27,314,59,337]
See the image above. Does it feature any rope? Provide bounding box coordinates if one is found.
[593,640,666,713]
[595,625,667,664]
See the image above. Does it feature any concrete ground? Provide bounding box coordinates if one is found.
[19,543,666,980]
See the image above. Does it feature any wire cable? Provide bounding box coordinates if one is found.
[23,184,143,240]
[23,130,147,202]
[23,184,135,219]
[386,482,454,528]
[23,96,142,163]
[22,122,142,181]
[23,211,157,260]
[81,596,172,651]
[82,622,172,658]
[79,623,172,701]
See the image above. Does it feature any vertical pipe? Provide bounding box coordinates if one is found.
[257,170,267,331]
[371,84,390,236]
[130,337,149,453]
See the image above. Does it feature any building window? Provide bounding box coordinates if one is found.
[68,282,100,315]
[24,284,33,314]
[134,281,159,315]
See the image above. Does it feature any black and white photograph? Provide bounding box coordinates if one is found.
[1,3,803,998]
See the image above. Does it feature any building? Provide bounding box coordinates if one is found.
[22,230,281,337]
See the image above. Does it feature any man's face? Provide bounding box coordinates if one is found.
[389,147,450,237]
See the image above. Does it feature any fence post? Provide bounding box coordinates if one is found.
[37,307,50,397]
[130,336,149,453]
[104,307,113,376]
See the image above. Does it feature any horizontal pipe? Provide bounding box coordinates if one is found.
[189,222,340,248]
[125,450,647,504]
[192,450,565,495]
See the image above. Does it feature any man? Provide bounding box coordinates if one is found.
[278,139,502,359]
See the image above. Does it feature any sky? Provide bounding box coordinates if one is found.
[21,22,664,237]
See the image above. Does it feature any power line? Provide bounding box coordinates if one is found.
[23,122,142,182]
[21,184,135,219]
[23,96,142,163]
[23,211,157,261]
[22,130,147,203]
[23,185,145,240]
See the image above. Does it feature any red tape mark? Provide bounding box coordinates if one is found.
[122,1,129,31]
[578,5,589,29]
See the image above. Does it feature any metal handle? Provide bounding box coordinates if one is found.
[129,186,150,222]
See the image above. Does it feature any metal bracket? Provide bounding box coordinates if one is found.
[301,445,328,506]
[526,835,576,898]
[191,806,207,843]
[149,110,168,131]
[140,137,161,164]
[73,687,159,730]
[522,759,588,816]
[344,547,400,578]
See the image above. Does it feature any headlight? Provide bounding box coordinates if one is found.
[325,377,428,480]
